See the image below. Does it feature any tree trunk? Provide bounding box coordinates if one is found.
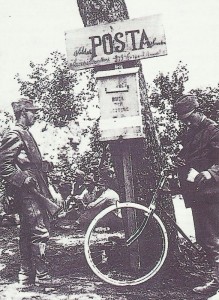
[77,0,179,273]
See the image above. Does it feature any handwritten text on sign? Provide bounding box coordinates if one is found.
[65,14,167,70]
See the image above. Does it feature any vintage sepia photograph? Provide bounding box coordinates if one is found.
[1,0,219,299]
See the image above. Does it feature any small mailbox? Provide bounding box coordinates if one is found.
[96,67,145,141]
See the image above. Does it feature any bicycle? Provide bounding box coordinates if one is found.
[83,168,201,287]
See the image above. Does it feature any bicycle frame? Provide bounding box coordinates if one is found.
[126,169,201,252]
[126,171,168,246]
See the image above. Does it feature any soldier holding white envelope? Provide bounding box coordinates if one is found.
[175,94,219,297]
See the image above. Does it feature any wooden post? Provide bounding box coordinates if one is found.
[122,140,140,270]
[65,12,169,272]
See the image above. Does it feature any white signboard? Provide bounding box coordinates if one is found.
[65,14,167,71]
[96,67,144,141]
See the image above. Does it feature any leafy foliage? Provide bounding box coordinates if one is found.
[76,119,112,180]
[190,87,219,121]
[14,51,99,182]
[148,62,219,164]
[15,51,97,127]
[0,111,14,214]
[148,62,188,162]
[6,54,219,194]
[0,111,13,138]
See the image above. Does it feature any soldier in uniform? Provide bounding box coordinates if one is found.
[0,98,61,288]
[174,94,219,297]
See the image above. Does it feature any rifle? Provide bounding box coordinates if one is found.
[32,188,61,216]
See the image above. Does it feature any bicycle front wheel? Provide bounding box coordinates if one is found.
[84,202,168,286]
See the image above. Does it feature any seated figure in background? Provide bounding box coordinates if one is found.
[81,173,98,207]
[71,169,86,197]
[76,175,121,229]
[66,169,86,212]
[55,172,94,222]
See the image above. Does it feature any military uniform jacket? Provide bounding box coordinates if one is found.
[0,124,52,202]
[178,117,219,207]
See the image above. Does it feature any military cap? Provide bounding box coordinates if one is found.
[174,94,199,119]
[11,98,40,114]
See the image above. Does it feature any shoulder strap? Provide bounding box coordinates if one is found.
[13,127,42,162]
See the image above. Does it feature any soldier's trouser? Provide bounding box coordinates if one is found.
[18,196,50,282]
[192,201,219,282]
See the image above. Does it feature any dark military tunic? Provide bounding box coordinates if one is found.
[178,117,219,275]
[178,117,219,207]
[0,123,52,276]
[0,124,52,199]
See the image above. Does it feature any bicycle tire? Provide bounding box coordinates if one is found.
[84,202,168,286]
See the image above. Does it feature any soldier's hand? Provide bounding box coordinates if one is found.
[175,157,186,167]
[24,177,37,188]
[87,203,94,209]
[194,171,212,189]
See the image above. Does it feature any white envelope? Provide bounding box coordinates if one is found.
[187,168,199,182]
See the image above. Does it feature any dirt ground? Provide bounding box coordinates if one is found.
[0,222,213,300]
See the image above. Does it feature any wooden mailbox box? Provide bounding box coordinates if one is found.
[96,67,145,141]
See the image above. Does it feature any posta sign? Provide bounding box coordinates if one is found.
[65,14,167,70]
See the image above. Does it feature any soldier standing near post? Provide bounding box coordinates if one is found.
[174,94,219,297]
[0,98,62,288]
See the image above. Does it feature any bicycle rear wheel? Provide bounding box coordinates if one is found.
[84,202,168,286]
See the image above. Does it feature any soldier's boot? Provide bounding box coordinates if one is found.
[18,242,35,288]
[208,291,219,300]
[33,242,62,288]
[35,274,63,288]
[193,264,219,295]
[193,280,219,295]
